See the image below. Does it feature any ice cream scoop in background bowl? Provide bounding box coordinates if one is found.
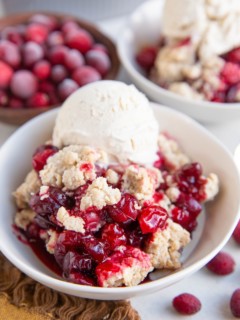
[0,80,239,300]
[117,0,240,123]
[0,12,120,126]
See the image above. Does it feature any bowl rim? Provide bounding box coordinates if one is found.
[117,0,240,111]
[0,101,240,296]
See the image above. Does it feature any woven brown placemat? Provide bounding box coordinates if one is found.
[0,254,141,320]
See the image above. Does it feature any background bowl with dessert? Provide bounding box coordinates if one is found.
[118,0,240,123]
[0,12,120,125]
[0,81,239,300]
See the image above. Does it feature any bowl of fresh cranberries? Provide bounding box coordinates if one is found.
[0,12,119,125]
[118,0,240,123]
[0,102,239,300]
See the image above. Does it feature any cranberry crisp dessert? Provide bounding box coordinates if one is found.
[136,0,240,103]
[13,136,219,287]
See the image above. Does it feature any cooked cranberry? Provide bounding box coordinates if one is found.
[0,61,13,88]
[66,271,95,286]
[49,45,69,65]
[64,49,84,70]
[136,46,157,71]
[10,70,38,99]
[101,223,127,251]
[58,78,78,100]
[26,222,41,239]
[72,66,101,87]
[34,214,60,230]
[175,163,202,183]
[74,184,89,208]
[27,92,50,108]
[51,65,68,83]
[33,60,51,80]
[30,187,71,216]
[63,251,94,276]
[26,23,49,44]
[176,194,202,216]
[221,62,240,85]
[127,224,146,248]
[153,151,165,169]
[79,206,104,232]
[85,50,110,76]
[0,40,20,68]
[170,206,197,232]
[226,47,240,64]
[108,193,139,224]
[65,29,93,53]
[82,236,107,263]
[32,144,58,171]
[211,90,225,103]
[138,205,168,234]
[22,41,44,66]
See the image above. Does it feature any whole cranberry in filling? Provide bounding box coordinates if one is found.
[30,186,73,217]
[79,206,104,232]
[66,271,95,286]
[138,205,168,234]
[101,223,127,251]
[170,206,197,232]
[81,236,107,263]
[62,251,95,277]
[32,144,58,171]
[136,46,157,71]
[108,193,139,224]
[73,184,89,208]
[126,223,147,249]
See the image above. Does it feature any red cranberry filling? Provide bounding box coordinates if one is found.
[32,144,58,171]
[138,205,168,234]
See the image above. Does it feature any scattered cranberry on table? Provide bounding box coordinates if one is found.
[172,293,202,315]
[0,14,111,109]
[206,251,235,276]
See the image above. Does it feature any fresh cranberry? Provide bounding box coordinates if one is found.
[226,47,240,64]
[32,144,58,171]
[25,23,49,44]
[51,64,68,83]
[230,289,240,317]
[22,41,44,66]
[206,251,235,275]
[0,90,8,107]
[138,205,168,234]
[108,193,139,224]
[82,236,107,263]
[66,271,95,286]
[47,31,64,47]
[58,78,78,100]
[0,40,20,68]
[172,293,201,315]
[65,29,93,53]
[0,61,13,88]
[136,46,157,71]
[27,92,50,108]
[33,60,51,80]
[85,50,110,76]
[39,81,55,94]
[64,49,84,70]
[92,43,109,54]
[29,14,58,32]
[49,45,69,65]
[232,220,240,244]
[72,66,101,86]
[9,97,24,109]
[62,251,94,276]
[101,223,127,251]
[30,186,72,216]
[61,20,80,35]
[11,70,37,99]
[221,62,240,85]
[1,26,23,46]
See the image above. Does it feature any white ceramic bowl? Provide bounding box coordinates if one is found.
[0,104,240,300]
[117,0,240,123]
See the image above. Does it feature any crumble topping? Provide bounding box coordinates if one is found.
[14,209,36,231]
[145,219,190,269]
[13,170,41,209]
[106,168,120,185]
[122,165,162,201]
[202,173,220,201]
[45,230,59,254]
[56,207,85,233]
[80,177,121,210]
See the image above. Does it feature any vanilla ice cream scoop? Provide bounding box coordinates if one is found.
[53,81,159,165]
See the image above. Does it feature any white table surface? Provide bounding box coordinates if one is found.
[1,13,240,320]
